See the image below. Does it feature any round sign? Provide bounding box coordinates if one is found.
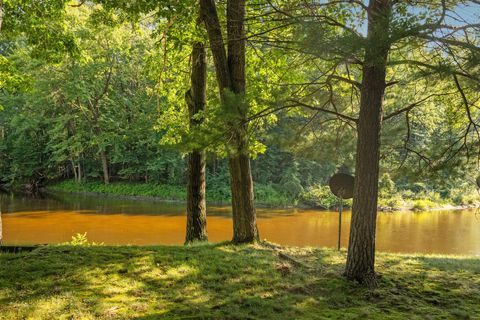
[329,173,354,199]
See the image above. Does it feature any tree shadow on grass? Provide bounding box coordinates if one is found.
[0,245,479,319]
[0,243,331,319]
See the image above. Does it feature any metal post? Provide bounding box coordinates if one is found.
[337,197,342,251]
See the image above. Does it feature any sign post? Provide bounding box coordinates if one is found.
[337,197,342,251]
[329,173,354,251]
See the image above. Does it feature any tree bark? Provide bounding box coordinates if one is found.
[77,159,82,183]
[200,0,258,243]
[185,42,208,243]
[0,0,4,32]
[0,208,3,244]
[345,0,391,285]
[200,0,230,91]
[100,148,109,184]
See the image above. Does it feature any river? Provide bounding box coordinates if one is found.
[1,192,479,255]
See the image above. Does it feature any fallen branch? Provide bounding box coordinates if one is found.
[260,241,312,269]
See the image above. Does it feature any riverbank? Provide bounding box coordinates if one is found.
[48,180,480,212]
[0,243,478,319]
[48,180,290,207]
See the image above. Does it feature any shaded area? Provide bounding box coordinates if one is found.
[0,244,478,319]
[0,191,296,218]
[0,245,41,254]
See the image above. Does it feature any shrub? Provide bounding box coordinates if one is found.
[412,199,436,211]
[300,185,338,209]
[378,195,404,209]
[255,184,287,206]
[399,189,415,200]
[408,182,427,193]
[448,187,479,205]
[379,173,396,197]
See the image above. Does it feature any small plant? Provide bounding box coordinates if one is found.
[64,233,102,246]
[69,232,89,245]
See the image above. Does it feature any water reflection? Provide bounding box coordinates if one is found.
[1,192,480,255]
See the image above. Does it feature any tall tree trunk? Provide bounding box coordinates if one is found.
[0,208,3,244]
[226,0,258,243]
[100,149,109,184]
[77,159,82,183]
[71,160,78,182]
[345,0,391,285]
[200,0,258,243]
[0,0,4,32]
[185,42,208,243]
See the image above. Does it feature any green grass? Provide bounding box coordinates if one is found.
[1,244,479,319]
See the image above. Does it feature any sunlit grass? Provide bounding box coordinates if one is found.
[0,244,479,319]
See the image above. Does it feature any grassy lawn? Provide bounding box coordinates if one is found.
[0,243,479,319]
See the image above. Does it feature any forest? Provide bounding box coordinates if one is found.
[1,0,480,318]
[1,0,479,209]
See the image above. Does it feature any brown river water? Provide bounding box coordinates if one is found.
[1,192,480,255]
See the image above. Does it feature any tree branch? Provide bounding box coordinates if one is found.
[383,92,453,121]
[287,100,358,124]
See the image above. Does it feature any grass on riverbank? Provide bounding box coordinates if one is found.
[49,180,288,207]
[1,243,479,319]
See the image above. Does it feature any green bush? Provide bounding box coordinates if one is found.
[460,193,479,205]
[255,184,287,206]
[379,173,396,197]
[300,185,338,209]
[412,199,436,211]
[409,182,428,193]
[378,195,404,209]
[448,187,479,205]
[399,189,415,200]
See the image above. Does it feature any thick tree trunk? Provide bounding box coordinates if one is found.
[200,0,258,243]
[226,0,258,243]
[345,0,391,285]
[185,42,208,243]
[227,0,258,243]
[229,153,258,242]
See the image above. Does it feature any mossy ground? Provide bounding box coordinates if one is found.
[0,243,479,319]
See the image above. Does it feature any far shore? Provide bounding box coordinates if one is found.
[378,203,480,212]
[39,187,480,213]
